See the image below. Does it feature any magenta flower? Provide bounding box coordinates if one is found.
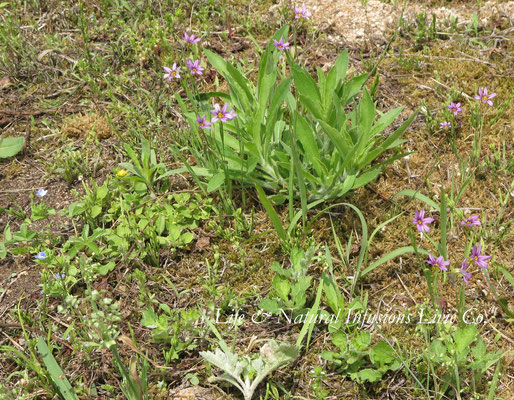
[196,115,212,130]
[460,259,472,284]
[447,102,462,116]
[210,103,237,123]
[460,215,481,227]
[273,36,290,51]
[187,59,204,76]
[440,121,451,129]
[183,32,201,44]
[470,244,491,269]
[426,253,450,271]
[474,87,496,106]
[412,209,435,233]
[163,63,181,81]
[294,4,312,20]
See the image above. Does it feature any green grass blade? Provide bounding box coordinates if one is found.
[36,338,80,400]
[487,359,502,400]
[255,183,288,243]
[393,189,440,211]
[361,246,429,277]
[439,188,447,259]
[296,277,323,350]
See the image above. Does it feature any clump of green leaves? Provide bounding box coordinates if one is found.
[418,324,502,396]
[52,145,91,184]
[141,305,200,362]
[175,25,415,204]
[67,179,212,266]
[322,330,401,383]
[259,246,316,315]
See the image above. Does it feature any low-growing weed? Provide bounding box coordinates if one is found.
[322,330,401,383]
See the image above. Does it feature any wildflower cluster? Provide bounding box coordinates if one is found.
[412,210,492,285]
[440,87,497,131]
[162,32,204,82]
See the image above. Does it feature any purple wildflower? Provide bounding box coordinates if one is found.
[447,102,462,116]
[470,244,491,269]
[460,259,472,284]
[440,121,451,129]
[163,63,181,81]
[273,36,290,51]
[294,4,312,20]
[186,59,204,76]
[210,103,237,123]
[474,87,496,106]
[183,32,201,44]
[412,209,435,233]
[34,251,47,260]
[196,115,212,130]
[425,253,450,271]
[460,215,481,227]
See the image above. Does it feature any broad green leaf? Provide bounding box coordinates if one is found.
[332,331,348,352]
[0,137,25,158]
[273,275,291,302]
[0,242,6,259]
[207,172,226,192]
[291,66,322,116]
[351,368,383,383]
[340,73,368,105]
[295,113,323,176]
[453,324,477,354]
[322,273,343,314]
[204,49,254,111]
[370,341,397,368]
[358,88,375,139]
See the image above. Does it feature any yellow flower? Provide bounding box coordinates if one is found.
[116,169,128,177]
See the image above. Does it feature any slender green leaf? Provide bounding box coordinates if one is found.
[37,338,80,400]
[255,184,287,243]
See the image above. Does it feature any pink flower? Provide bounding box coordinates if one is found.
[196,115,212,130]
[460,215,481,227]
[425,254,450,271]
[294,4,312,20]
[210,103,237,123]
[460,259,472,284]
[412,209,435,233]
[447,102,462,116]
[470,244,491,269]
[273,36,290,51]
[440,121,451,129]
[474,87,496,106]
[187,59,204,75]
[184,32,201,44]
[163,63,181,81]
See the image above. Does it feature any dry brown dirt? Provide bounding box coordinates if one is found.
[293,0,514,43]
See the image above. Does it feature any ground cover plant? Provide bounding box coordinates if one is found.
[0,0,513,399]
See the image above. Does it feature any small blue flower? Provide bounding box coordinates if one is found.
[36,189,48,198]
[54,273,66,279]
[34,251,47,260]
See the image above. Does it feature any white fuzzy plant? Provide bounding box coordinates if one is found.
[200,339,298,400]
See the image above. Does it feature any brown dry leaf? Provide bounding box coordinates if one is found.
[173,386,217,400]
[195,236,210,252]
[0,76,10,89]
